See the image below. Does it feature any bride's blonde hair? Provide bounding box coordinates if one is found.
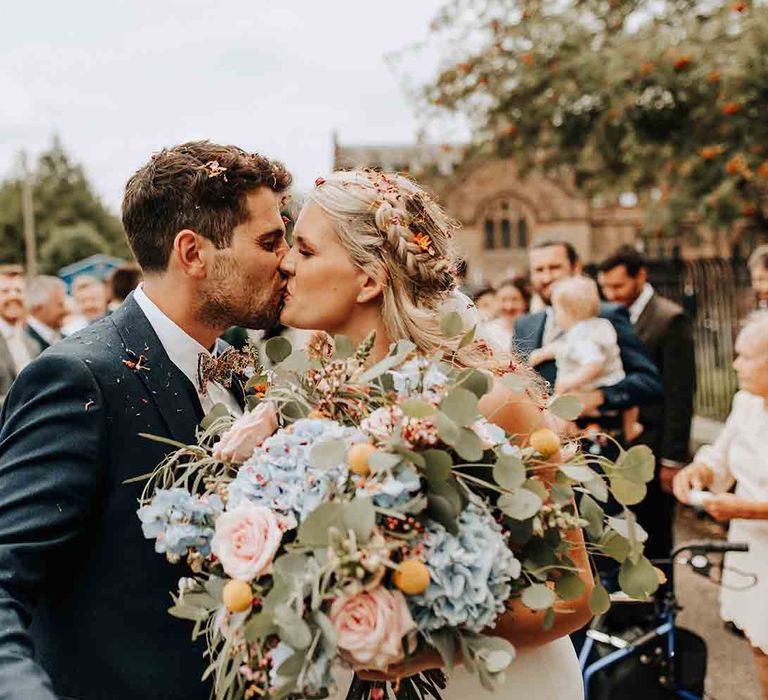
[308,169,528,375]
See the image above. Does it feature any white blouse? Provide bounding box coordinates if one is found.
[694,390,768,652]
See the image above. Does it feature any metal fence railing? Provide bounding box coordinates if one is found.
[644,258,752,421]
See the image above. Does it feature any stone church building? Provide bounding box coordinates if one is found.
[332,136,730,286]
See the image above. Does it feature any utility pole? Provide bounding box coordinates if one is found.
[20,151,37,277]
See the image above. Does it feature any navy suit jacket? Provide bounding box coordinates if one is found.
[0,294,241,699]
[513,302,663,410]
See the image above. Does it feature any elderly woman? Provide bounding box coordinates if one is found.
[673,315,768,698]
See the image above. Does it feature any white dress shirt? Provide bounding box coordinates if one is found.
[133,286,242,417]
[0,318,33,374]
[628,283,655,325]
[27,316,62,346]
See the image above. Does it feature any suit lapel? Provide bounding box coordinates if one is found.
[633,293,656,344]
[109,295,204,444]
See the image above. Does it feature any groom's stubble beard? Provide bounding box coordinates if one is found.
[197,252,284,331]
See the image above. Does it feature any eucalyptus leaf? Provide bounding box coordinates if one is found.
[394,447,426,468]
[589,582,611,615]
[358,352,410,384]
[277,651,307,678]
[616,445,656,484]
[435,412,460,445]
[599,530,630,562]
[583,476,609,503]
[440,311,464,338]
[555,572,587,601]
[454,427,484,461]
[200,402,230,431]
[401,399,438,418]
[314,611,338,655]
[342,498,376,543]
[274,604,313,650]
[368,451,402,473]
[265,336,292,364]
[548,395,584,421]
[428,630,457,672]
[244,611,277,641]
[440,389,479,427]
[542,607,555,631]
[579,493,605,540]
[610,475,647,506]
[618,556,660,600]
[279,350,311,373]
[309,439,347,470]
[522,583,556,610]
[333,334,355,359]
[458,367,493,398]
[493,453,526,489]
[484,649,514,674]
[458,326,477,349]
[423,449,453,483]
[560,464,599,483]
[551,482,574,505]
[499,373,530,392]
[273,553,311,585]
[297,502,344,546]
[523,478,549,501]
[168,604,210,622]
[498,489,542,520]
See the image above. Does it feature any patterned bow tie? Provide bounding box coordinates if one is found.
[197,346,254,396]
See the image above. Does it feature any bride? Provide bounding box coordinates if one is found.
[278,169,593,699]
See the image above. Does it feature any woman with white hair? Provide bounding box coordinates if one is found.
[674,315,768,698]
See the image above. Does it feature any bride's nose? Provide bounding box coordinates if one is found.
[279,246,297,276]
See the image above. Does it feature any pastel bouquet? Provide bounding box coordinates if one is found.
[137,315,660,700]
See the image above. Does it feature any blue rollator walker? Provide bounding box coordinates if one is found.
[579,540,750,699]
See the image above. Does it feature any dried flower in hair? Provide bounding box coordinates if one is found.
[412,232,434,254]
[197,160,228,179]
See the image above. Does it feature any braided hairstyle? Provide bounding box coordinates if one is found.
[309,169,530,375]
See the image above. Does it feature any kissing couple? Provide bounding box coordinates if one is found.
[0,141,591,700]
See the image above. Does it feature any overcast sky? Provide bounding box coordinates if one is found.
[0,0,450,210]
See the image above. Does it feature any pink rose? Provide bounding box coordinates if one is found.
[213,402,279,463]
[211,502,283,581]
[330,588,417,670]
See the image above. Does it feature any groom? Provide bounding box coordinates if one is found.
[0,141,292,699]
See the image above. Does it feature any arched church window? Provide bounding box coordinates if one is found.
[484,219,495,249]
[482,198,530,251]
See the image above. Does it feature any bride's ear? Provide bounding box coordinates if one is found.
[355,270,385,304]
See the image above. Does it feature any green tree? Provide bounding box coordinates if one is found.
[0,136,130,272]
[418,0,768,241]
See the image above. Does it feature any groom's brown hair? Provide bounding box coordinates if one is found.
[122,140,292,272]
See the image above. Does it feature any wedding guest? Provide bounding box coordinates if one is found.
[673,315,768,699]
[473,285,498,320]
[66,274,108,333]
[530,275,643,444]
[514,240,662,416]
[598,247,695,558]
[0,265,40,404]
[26,276,67,351]
[748,244,768,313]
[108,263,142,311]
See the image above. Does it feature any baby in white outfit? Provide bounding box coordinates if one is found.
[531,276,642,441]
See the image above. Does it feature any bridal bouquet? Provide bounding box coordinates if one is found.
[137,315,660,700]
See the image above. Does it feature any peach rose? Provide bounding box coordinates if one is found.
[211,502,282,581]
[213,402,279,463]
[330,588,417,670]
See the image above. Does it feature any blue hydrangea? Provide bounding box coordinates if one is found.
[227,418,360,523]
[138,488,223,558]
[359,463,422,509]
[390,358,448,398]
[407,504,521,633]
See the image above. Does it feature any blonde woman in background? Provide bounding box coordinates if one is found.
[673,315,768,699]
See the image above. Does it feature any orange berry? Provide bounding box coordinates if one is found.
[347,443,377,476]
[222,579,253,613]
[706,70,721,84]
[393,559,431,595]
[722,102,742,115]
[529,428,561,457]
[673,55,693,71]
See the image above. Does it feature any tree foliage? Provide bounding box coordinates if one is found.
[419,0,768,237]
[0,136,129,272]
